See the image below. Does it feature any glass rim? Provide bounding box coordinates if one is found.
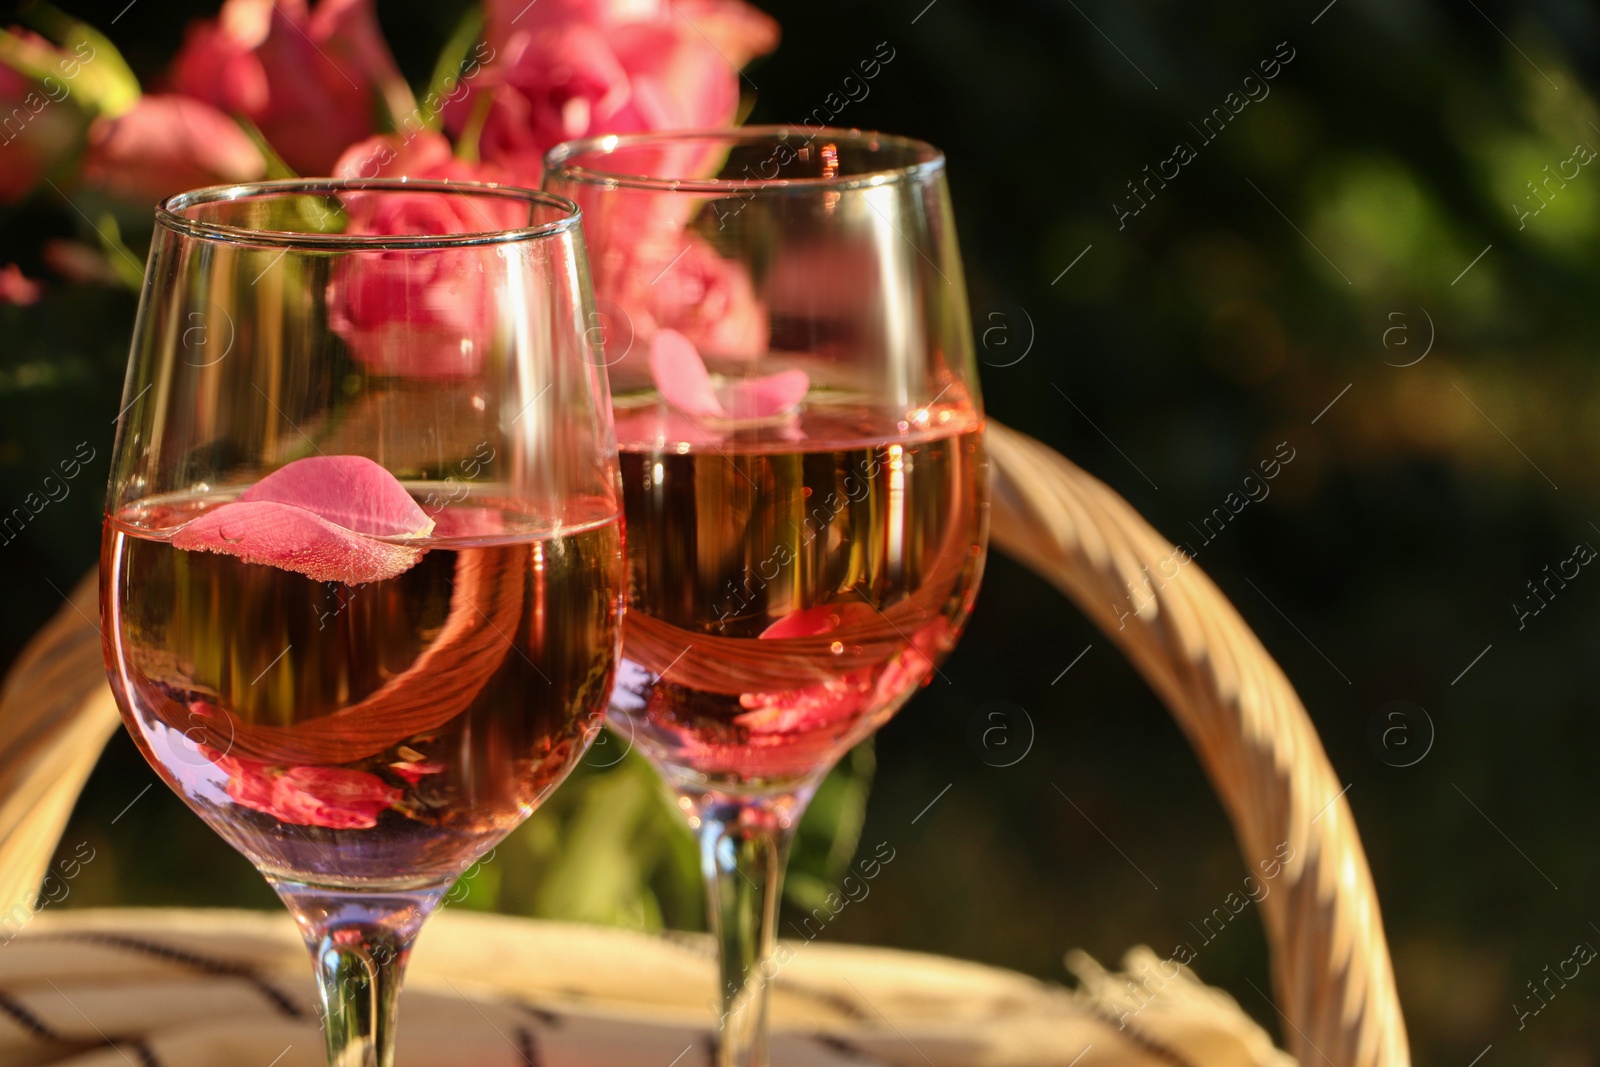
[156,178,583,249]
[543,126,946,193]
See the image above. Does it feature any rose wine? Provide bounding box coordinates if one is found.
[102,493,622,890]
[610,403,987,792]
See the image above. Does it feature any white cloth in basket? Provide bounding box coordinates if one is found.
[0,908,1293,1067]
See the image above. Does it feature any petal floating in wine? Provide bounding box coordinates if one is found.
[650,328,724,417]
[718,368,810,421]
[172,500,425,583]
[241,454,434,537]
[649,327,809,421]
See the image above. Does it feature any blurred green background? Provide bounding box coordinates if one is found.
[6,0,1600,1062]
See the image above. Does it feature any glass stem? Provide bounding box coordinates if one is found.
[683,790,810,1067]
[272,882,444,1067]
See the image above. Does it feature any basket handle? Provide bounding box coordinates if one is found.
[0,571,120,922]
[985,422,1409,1066]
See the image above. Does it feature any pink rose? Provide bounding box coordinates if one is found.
[484,0,777,68]
[657,0,779,67]
[0,263,41,305]
[579,195,769,373]
[332,127,503,185]
[208,747,401,830]
[0,28,93,204]
[453,23,633,179]
[42,239,120,285]
[592,235,772,442]
[325,132,515,378]
[81,94,266,205]
[638,238,767,358]
[168,0,410,175]
[449,0,776,182]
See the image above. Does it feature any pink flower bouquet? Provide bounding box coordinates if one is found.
[0,0,777,301]
[1,0,775,198]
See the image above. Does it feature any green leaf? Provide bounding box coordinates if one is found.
[421,5,486,134]
[454,91,494,164]
[13,4,140,118]
[784,740,875,913]
[92,213,143,291]
[533,757,667,927]
[233,115,299,181]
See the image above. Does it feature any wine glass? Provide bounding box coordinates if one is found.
[545,128,989,1066]
[100,179,623,1067]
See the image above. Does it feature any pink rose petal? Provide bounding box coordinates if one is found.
[172,500,425,584]
[167,0,406,177]
[735,613,947,740]
[267,765,401,830]
[81,95,268,206]
[758,601,878,640]
[209,755,403,831]
[649,328,808,421]
[390,760,446,785]
[241,455,433,537]
[735,603,880,737]
[650,328,724,417]
[734,673,867,736]
[719,369,809,420]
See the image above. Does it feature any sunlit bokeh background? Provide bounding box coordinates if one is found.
[4,0,1598,1061]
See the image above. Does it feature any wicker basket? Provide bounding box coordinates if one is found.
[0,422,1409,1066]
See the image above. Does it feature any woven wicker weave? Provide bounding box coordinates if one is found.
[0,421,1409,1066]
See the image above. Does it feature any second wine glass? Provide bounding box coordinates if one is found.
[546,128,990,1066]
